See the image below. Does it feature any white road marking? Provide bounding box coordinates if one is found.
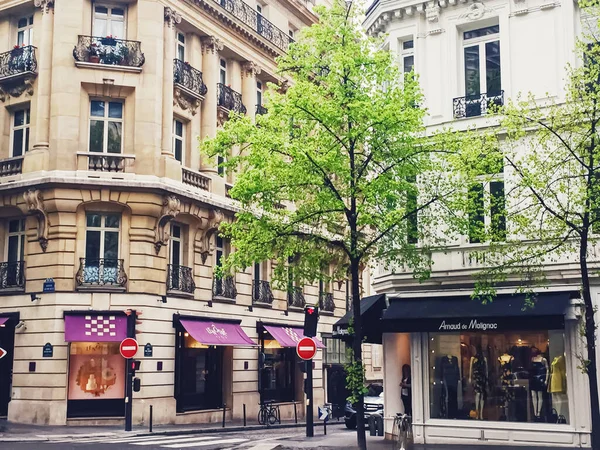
[110,434,213,444]
[161,438,248,448]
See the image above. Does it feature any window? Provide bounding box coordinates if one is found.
[257,4,264,34]
[288,28,295,40]
[371,344,382,369]
[463,25,501,117]
[93,4,125,38]
[401,39,414,75]
[16,16,33,46]
[428,330,569,423]
[260,345,296,403]
[219,58,227,85]
[170,223,182,267]
[11,109,30,157]
[89,100,123,154]
[173,119,184,163]
[84,213,120,283]
[323,337,349,365]
[6,219,25,263]
[217,155,225,176]
[176,31,185,61]
[256,81,263,107]
[406,176,418,244]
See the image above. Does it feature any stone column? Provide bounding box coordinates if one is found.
[200,36,223,173]
[242,62,260,122]
[162,7,181,157]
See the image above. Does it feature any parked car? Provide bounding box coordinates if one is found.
[344,383,384,429]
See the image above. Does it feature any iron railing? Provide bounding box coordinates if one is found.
[213,275,237,299]
[76,258,127,288]
[453,91,504,119]
[0,46,37,81]
[287,286,305,308]
[182,167,211,191]
[173,59,208,98]
[167,264,196,294]
[252,280,274,305]
[0,156,23,177]
[88,154,126,172]
[256,104,268,115]
[73,35,145,68]
[213,0,293,51]
[217,83,247,114]
[0,261,25,290]
[319,292,335,312]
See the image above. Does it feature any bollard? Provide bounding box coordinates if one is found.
[243,404,247,427]
[368,415,376,436]
[149,405,153,433]
[222,403,226,428]
[324,418,327,435]
[294,401,298,424]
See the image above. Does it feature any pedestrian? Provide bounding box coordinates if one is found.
[401,364,412,417]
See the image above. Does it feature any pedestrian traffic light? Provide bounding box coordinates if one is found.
[131,359,141,375]
[303,305,318,338]
[133,377,141,392]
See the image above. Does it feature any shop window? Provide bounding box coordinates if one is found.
[11,108,30,157]
[84,213,120,283]
[16,15,33,46]
[67,341,125,418]
[89,100,123,154]
[260,345,296,403]
[93,4,126,39]
[428,330,569,424]
[172,118,184,163]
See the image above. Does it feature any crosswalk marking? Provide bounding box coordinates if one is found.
[131,436,219,446]
[43,432,250,448]
[161,438,248,448]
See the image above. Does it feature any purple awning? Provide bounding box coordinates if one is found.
[263,325,325,349]
[65,314,128,342]
[180,319,257,346]
[0,317,8,327]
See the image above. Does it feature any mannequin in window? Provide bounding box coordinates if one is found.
[469,346,487,420]
[440,354,460,419]
[498,351,515,420]
[400,364,412,417]
[548,354,567,420]
[530,346,549,419]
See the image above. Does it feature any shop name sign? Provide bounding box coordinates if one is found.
[438,319,498,331]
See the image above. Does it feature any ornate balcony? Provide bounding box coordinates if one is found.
[0,261,25,291]
[167,264,196,294]
[76,258,127,290]
[0,46,37,101]
[288,286,305,308]
[252,280,274,305]
[213,275,237,300]
[256,104,268,115]
[0,156,23,177]
[73,36,145,70]
[174,59,207,101]
[453,91,504,119]
[217,83,247,115]
[319,292,335,313]
[182,167,211,191]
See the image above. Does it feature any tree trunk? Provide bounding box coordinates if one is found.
[351,257,367,450]
[580,241,600,450]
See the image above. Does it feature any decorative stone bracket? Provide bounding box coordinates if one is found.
[23,189,49,252]
[154,195,181,254]
[197,209,225,264]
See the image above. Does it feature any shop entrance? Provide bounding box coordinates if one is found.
[0,317,16,418]
[326,365,348,419]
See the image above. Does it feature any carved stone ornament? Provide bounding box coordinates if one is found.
[459,2,491,20]
[154,195,181,254]
[164,7,182,28]
[23,189,49,252]
[34,0,54,13]
[198,209,225,264]
[242,62,262,78]
[201,36,224,54]
[425,1,440,22]
[173,87,201,115]
[0,77,36,102]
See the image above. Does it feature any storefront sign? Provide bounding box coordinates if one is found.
[438,319,499,332]
[144,343,153,357]
[43,342,53,358]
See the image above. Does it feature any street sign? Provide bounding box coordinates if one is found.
[120,338,139,359]
[43,278,55,293]
[296,337,317,361]
[0,347,6,360]
[318,406,329,421]
[42,343,53,358]
[144,343,153,357]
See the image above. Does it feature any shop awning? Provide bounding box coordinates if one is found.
[381,292,577,333]
[64,314,128,342]
[0,317,8,327]
[180,318,257,346]
[333,294,387,343]
[263,325,325,348]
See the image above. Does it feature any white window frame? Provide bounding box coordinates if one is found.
[85,213,121,260]
[400,38,414,74]
[219,58,227,85]
[462,25,501,97]
[288,28,295,40]
[256,80,263,106]
[93,3,127,38]
[5,218,25,261]
[169,223,183,266]
[88,99,124,154]
[10,108,30,157]
[16,15,33,46]
[176,30,185,62]
[172,118,185,164]
[468,173,506,244]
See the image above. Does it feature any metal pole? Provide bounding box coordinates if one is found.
[294,401,298,424]
[305,360,314,437]
[149,405,153,433]
[222,403,226,428]
[125,358,133,431]
[324,417,327,435]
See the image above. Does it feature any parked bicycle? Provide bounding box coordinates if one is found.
[257,400,281,426]
[391,413,412,450]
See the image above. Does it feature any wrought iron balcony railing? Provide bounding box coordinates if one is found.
[167,264,196,294]
[0,46,37,81]
[0,156,23,177]
[256,104,268,115]
[213,275,237,299]
[0,261,25,290]
[76,258,127,289]
[287,286,305,308]
[252,280,274,305]
[217,83,247,114]
[182,167,211,191]
[73,35,145,68]
[174,59,207,99]
[453,91,504,119]
[319,292,335,312]
[213,0,293,51]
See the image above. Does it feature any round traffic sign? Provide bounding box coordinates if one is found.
[296,337,317,360]
[120,338,139,359]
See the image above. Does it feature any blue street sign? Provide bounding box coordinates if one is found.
[43,278,55,292]
[318,406,329,421]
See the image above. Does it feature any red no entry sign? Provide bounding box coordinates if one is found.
[0,347,6,360]
[296,337,317,360]
[120,338,139,359]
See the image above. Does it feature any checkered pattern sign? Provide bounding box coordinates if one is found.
[84,315,118,338]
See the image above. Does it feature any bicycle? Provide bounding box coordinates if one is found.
[391,413,412,450]
[257,401,280,426]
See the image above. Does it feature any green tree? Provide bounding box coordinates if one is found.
[459,6,600,447]
[202,2,464,448]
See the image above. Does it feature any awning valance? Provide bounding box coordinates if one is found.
[381,292,577,333]
[64,314,128,342]
[180,318,257,346]
[333,294,387,344]
[263,325,325,349]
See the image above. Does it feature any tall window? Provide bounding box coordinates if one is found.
[215,235,229,267]
[170,224,182,267]
[11,109,30,157]
[176,31,185,61]
[93,4,125,38]
[406,176,418,244]
[260,344,296,402]
[256,81,263,106]
[173,119,184,163]
[89,100,123,154]
[401,39,414,74]
[84,213,120,282]
[288,28,295,40]
[16,16,33,46]
[6,219,25,263]
[256,4,264,34]
[219,58,227,85]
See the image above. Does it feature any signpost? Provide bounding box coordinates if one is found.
[0,347,6,360]
[318,404,330,435]
[120,338,139,359]
[297,337,317,438]
[120,336,138,432]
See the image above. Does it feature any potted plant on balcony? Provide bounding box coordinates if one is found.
[118,44,130,65]
[100,34,117,46]
[9,44,26,72]
[88,43,100,64]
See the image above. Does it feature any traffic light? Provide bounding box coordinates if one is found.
[303,305,319,338]
[133,377,141,392]
[131,359,141,376]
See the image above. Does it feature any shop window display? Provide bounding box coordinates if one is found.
[428,330,568,424]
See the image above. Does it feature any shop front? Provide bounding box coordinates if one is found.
[377,292,591,448]
[0,313,18,418]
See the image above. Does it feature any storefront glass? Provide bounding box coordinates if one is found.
[261,342,295,402]
[428,330,569,424]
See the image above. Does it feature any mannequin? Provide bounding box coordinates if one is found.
[469,347,488,420]
[548,354,567,420]
[530,346,549,419]
[440,354,460,418]
[498,351,515,420]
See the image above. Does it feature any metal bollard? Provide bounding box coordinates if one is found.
[149,405,153,433]
[222,403,226,428]
[294,401,298,424]
[243,404,247,427]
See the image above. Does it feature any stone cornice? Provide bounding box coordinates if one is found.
[277,0,319,25]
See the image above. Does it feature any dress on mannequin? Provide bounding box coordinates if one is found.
[469,350,487,420]
[530,347,549,419]
[548,355,567,421]
[498,353,515,420]
[440,355,460,419]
